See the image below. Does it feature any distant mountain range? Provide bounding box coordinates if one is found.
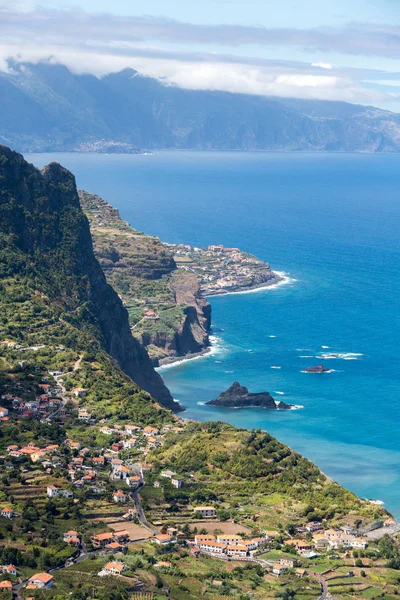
[1,61,400,153]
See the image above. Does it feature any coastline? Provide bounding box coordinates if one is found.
[156,271,293,372]
[201,270,292,298]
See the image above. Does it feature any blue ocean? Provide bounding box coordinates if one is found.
[28,151,400,517]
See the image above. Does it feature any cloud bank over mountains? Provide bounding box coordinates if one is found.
[1,4,400,107]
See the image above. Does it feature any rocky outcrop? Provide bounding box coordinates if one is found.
[168,271,211,356]
[0,145,179,411]
[206,382,292,409]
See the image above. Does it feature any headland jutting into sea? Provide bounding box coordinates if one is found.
[26,150,400,519]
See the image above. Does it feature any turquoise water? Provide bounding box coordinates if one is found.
[28,151,400,517]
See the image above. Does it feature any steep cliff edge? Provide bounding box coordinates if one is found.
[79,191,211,365]
[0,146,178,411]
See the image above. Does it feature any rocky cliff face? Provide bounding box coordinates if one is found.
[206,382,292,409]
[79,191,211,365]
[0,145,178,411]
[139,271,211,363]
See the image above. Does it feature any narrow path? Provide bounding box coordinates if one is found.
[131,484,159,535]
[73,354,83,371]
[310,572,336,600]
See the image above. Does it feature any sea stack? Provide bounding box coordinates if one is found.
[206,382,293,409]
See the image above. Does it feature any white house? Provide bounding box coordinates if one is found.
[197,541,226,554]
[113,490,127,503]
[226,544,248,558]
[111,465,130,481]
[171,477,184,488]
[0,507,14,519]
[78,410,90,421]
[46,485,73,499]
[27,572,54,589]
[194,506,216,517]
[102,562,126,576]
[153,534,173,545]
[217,534,242,546]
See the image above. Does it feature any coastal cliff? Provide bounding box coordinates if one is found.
[206,381,292,409]
[0,146,177,411]
[79,191,211,365]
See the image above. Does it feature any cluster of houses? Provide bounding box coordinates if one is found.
[163,242,276,295]
[1,380,65,421]
[193,533,268,558]
[310,527,368,551]
[91,529,131,552]
[6,441,60,463]
[98,422,183,454]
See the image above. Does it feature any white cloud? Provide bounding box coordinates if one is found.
[0,6,399,106]
[311,61,334,69]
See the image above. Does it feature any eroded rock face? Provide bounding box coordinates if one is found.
[169,271,211,354]
[206,382,292,409]
[0,145,178,411]
[79,190,211,365]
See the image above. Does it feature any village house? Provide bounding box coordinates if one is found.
[217,534,242,546]
[111,465,131,481]
[106,541,127,554]
[171,477,184,488]
[27,573,54,589]
[0,581,12,591]
[127,474,141,488]
[123,437,138,449]
[196,540,226,554]
[0,507,14,519]
[280,558,298,569]
[31,450,46,463]
[47,485,73,499]
[0,408,9,418]
[78,410,91,421]
[160,470,175,479]
[272,565,288,577]
[384,518,397,527]
[153,534,173,545]
[124,424,141,435]
[63,531,81,545]
[324,528,338,539]
[305,522,321,532]
[146,436,160,448]
[143,426,159,437]
[102,562,126,576]
[194,534,217,544]
[1,565,17,576]
[100,427,114,435]
[193,506,216,517]
[313,534,330,550]
[92,456,105,467]
[91,532,114,548]
[236,537,266,551]
[113,530,130,543]
[226,544,248,558]
[113,490,127,503]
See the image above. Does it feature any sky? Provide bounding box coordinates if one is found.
[1,0,400,109]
